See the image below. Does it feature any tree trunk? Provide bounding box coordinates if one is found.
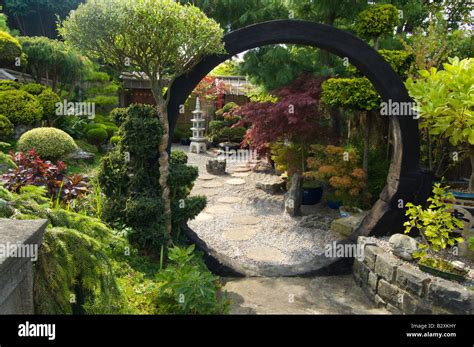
[157,102,172,245]
[469,149,474,192]
[363,111,370,173]
[150,82,172,246]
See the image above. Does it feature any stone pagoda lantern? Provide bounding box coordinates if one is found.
[189,97,207,154]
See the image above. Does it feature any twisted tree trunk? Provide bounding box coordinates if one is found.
[151,82,172,246]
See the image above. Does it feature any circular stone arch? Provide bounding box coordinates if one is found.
[167,20,433,275]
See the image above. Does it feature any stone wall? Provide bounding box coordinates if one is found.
[0,219,48,314]
[353,237,473,314]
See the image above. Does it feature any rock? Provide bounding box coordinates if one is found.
[395,264,431,296]
[245,246,286,263]
[428,278,472,314]
[298,215,333,229]
[363,245,385,270]
[206,159,226,175]
[223,227,258,241]
[255,178,285,194]
[201,181,223,189]
[374,252,402,282]
[252,162,275,174]
[66,149,96,163]
[330,215,365,237]
[13,125,33,140]
[284,174,302,216]
[389,233,419,261]
[226,178,246,185]
[230,215,260,225]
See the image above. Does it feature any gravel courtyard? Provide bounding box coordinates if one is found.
[174,145,346,276]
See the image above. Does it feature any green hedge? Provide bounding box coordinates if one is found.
[0,115,13,140]
[0,89,43,125]
[321,77,381,111]
[0,31,21,65]
[17,127,78,160]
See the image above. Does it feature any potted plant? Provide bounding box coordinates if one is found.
[404,183,468,282]
[306,144,370,210]
[301,178,323,205]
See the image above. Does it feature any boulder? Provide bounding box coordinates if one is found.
[389,233,419,261]
[13,125,33,140]
[255,178,285,194]
[330,215,365,237]
[284,174,302,216]
[66,149,96,163]
[206,159,226,175]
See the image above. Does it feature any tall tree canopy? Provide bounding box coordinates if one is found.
[61,0,225,246]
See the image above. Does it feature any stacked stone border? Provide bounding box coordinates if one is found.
[353,237,474,314]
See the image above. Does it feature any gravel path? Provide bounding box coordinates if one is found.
[174,145,344,276]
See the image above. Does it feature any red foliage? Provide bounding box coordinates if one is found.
[192,76,227,101]
[2,150,89,204]
[235,75,332,153]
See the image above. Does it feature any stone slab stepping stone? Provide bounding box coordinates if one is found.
[202,181,223,189]
[223,227,257,241]
[229,167,251,173]
[231,172,250,178]
[230,215,260,225]
[245,246,286,263]
[199,174,217,181]
[226,178,246,185]
[218,196,243,204]
[193,189,219,197]
[205,204,235,215]
[193,213,214,222]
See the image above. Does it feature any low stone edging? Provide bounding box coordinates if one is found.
[0,219,48,314]
[353,236,474,314]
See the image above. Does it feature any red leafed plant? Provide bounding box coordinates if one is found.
[2,150,90,204]
[192,75,227,101]
[235,75,334,154]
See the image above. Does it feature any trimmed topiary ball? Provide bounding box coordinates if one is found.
[17,127,78,161]
[0,31,22,66]
[0,89,43,125]
[86,127,108,146]
[0,114,14,140]
[0,80,20,91]
[20,83,48,95]
[36,89,61,123]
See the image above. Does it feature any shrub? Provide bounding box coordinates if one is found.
[155,245,228,314]
[86,127,108,146]
[110,107,128,125]
[306,144,370,208]
[0,80,20,91]
[98,104,206,252]
[36,89,61,125]
[20,83,48,95]
[2,150,90,205]
[109,135,121,147]
[355,4,400,39]
[321,78,380,111]
[17,127,78,161]
[0,89,43,125]
[404,183,464,261]
[0,31,21,65]
[0,115,14,140]
[170,150,188,165]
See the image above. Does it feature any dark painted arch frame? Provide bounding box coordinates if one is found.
[168,20,433,250]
